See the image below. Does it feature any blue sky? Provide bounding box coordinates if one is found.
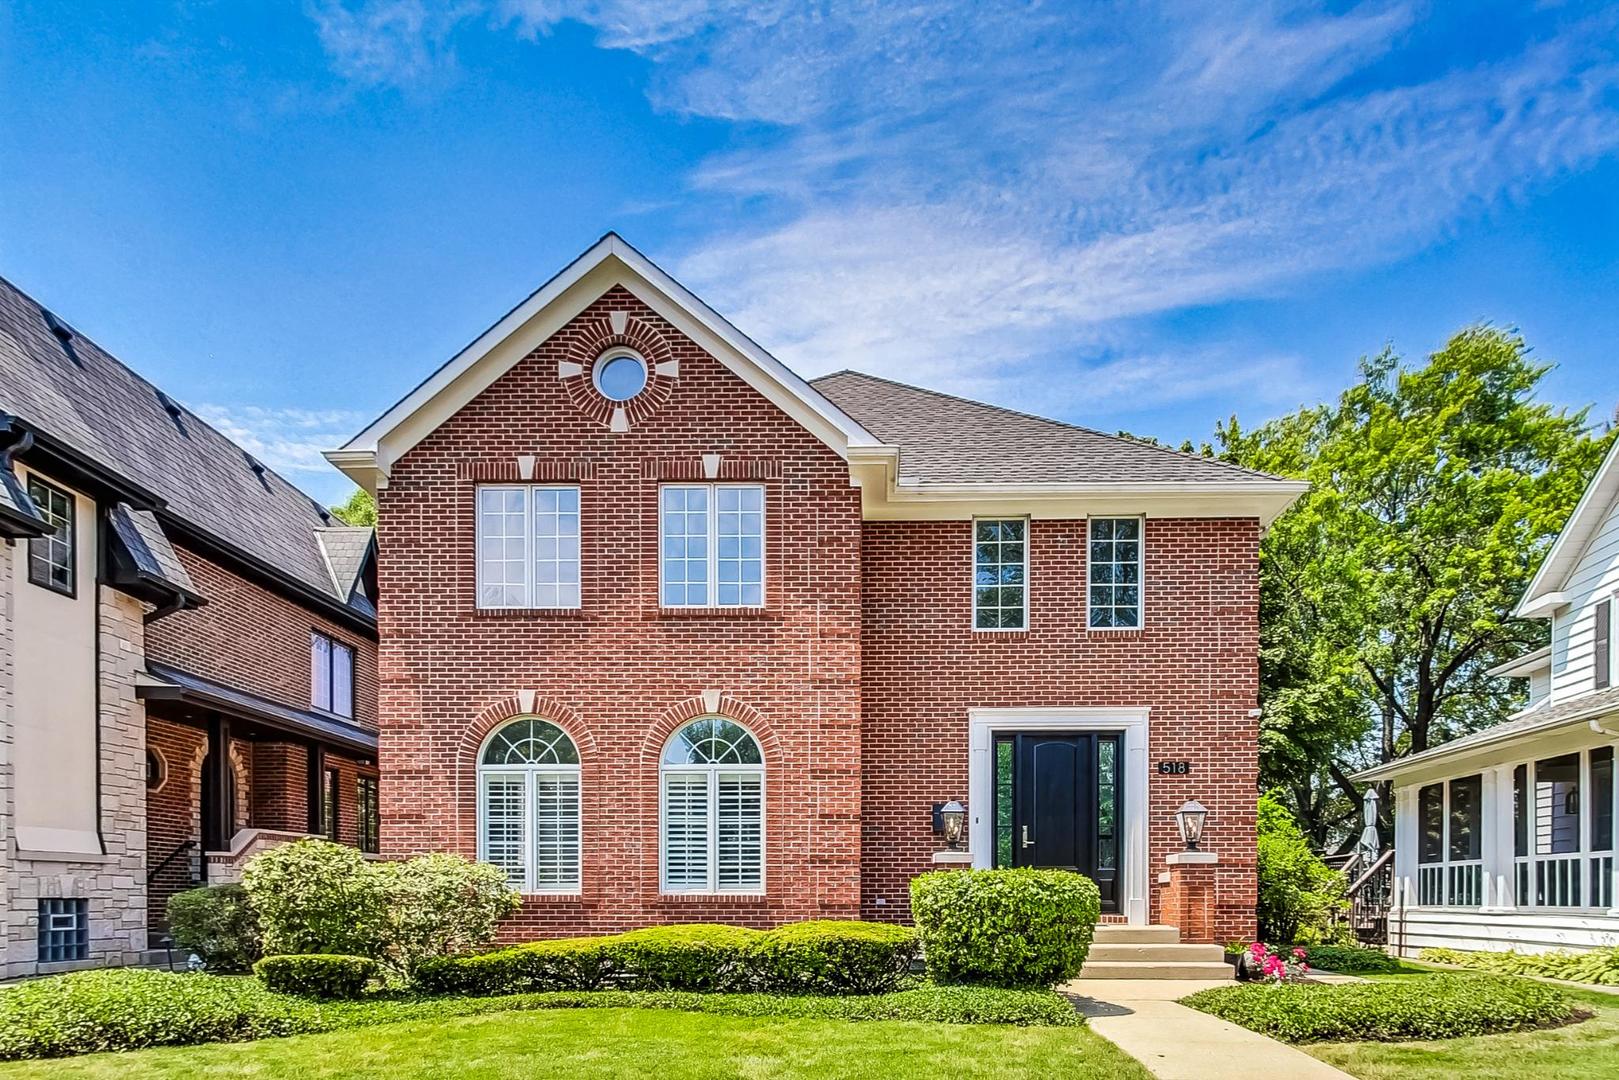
[3,1,1618,505]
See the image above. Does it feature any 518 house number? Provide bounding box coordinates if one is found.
[1156,761,1191,775]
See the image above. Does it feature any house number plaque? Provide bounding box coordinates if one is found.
[1156,761,1191,775]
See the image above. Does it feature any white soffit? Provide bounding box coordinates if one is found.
[327,233,882,486]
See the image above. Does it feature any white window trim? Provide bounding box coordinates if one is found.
[967,707,1151,925]
[1085,515,1145,632]
[658,483,767,610]
[475,725,583,896]
[971,517,1030,633]
[474,483,582,611]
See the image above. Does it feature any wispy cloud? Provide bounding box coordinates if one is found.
[307,1,1619,417]
[192,403,369,476]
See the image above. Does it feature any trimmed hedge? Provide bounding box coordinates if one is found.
[1181,973,1577,1043]
[1298,944,1402,974]
[165,884,262,973]
[255,954,379,999]
[1422,945,1619,986]
[909,868,1100,988]
[0,969,1076,1061]
[0,969,317,1060]
[747,920,920,995]
[416,921,918,996]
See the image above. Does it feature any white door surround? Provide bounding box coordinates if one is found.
[967,707,1152,925]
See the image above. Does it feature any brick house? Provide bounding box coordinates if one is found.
[330,234,1304,944]
[0,276,379,978]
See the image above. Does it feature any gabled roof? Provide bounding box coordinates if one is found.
[1517,437,1619,618]
[0,274,373,624]
[812,370,1290,487]
[315,526,376,615]
[330,232,882,489]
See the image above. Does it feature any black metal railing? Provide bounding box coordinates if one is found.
[1343,849,1394,946]
[146,838,198,885]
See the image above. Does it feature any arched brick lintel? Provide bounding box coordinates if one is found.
[640,694,779,767]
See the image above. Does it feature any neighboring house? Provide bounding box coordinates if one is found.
[1359,436,1619,955]
[327,234,1304,943]
[0,277,380,978]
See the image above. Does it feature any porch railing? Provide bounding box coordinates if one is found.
[1417,859,1482,906]
[1516,853,1615,908]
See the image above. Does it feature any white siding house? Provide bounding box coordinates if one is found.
[1358,438,1619,956]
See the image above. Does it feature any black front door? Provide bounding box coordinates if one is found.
[997,732,1122,912]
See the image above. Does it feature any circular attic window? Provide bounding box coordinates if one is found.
[593,348,648,401]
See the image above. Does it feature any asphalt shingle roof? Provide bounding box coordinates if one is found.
[109,503,197,596]
[810,370,1287,486]
[0,275,369,615]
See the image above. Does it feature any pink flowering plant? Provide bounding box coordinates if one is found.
[1244,941,1311,983]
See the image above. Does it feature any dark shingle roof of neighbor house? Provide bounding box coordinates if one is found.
[810,370,1287,486]
[0,274,372,621]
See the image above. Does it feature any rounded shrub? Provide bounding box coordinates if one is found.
[254,954,379,999]
[909,868,1101,988]
[415,937,615,995]
[241,839,387,960]
[748,920,919,994]
[165,883,262,973]
[0,969,318,1060]
[608,925,762,991]
[1181,973,1577,1043]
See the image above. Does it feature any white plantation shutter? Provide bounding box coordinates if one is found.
[717,772,763,890]
[532,773,581,889]
[662,772,712,890]
[480,773,528,888]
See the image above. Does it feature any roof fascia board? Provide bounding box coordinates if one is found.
[1516,438,1619,616]
[1352,713,1610,785]
[335,235,881,486]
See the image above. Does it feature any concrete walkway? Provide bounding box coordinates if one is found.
[1063,978,1355,1080]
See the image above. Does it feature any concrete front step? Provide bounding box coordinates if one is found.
[1078,960,1234,980]
[1086,942,1225,964]
[1092,924,1181,945]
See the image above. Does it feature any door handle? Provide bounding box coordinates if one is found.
[1021,825,1033,848]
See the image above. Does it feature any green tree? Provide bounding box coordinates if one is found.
[1219,327,1611,846]
[330,487,376,527]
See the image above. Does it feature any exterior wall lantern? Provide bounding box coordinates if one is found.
[933,800,967,850]
[1176,799,1208,851]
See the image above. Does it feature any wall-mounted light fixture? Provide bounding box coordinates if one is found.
[932,801,967,850]
[1176,799,1208,851]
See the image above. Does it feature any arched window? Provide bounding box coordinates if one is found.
[660,717,763,893]
[477,717,580,892]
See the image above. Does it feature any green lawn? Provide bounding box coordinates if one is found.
[0,1006,1149,1080]
[1305,969,1619,1079]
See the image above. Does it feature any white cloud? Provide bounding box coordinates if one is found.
[307,1,1619,420]
[192,403,368,477]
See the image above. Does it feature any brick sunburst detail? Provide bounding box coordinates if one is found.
[557,303,678,432]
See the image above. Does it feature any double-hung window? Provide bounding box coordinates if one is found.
[26,475,74,595]
[476,485,581,609]
[973,519,1027,630]
[310,631,355,718]
[1088,517,1143,628]
[661,718,764,893]
[660,485,764,608]
[478,718,581,892]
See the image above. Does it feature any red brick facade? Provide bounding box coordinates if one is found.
[375,285,1260,943]
[145,543,379,727]
[142,546,380,933]
[860,518,1259,941]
